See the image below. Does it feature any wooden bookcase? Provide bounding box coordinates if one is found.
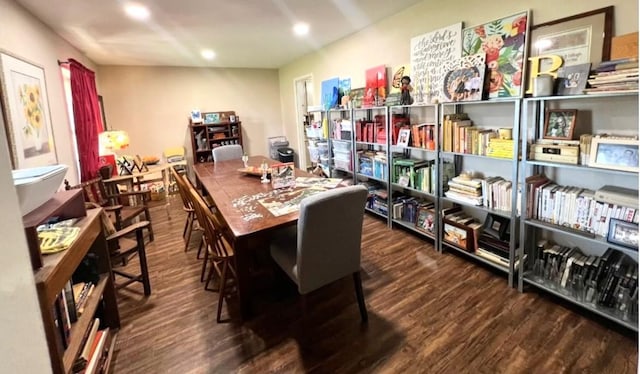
[29,190,120,373]
[189,110,243,164]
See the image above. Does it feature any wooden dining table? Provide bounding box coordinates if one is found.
[193,156,315,319]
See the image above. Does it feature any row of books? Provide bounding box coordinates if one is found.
[445,174,520,214]
[391,157,435,193]
[53,280,96,351]
[525,175,639,237]
[530,243,638,322]
[585,58,638,94]
[362,182,388,216]
[441,113,515,158]
[391,194,435,232]
[409,123,436,150]
[72,318,112,374]
[358,151,387,180]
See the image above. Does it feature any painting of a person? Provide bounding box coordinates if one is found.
[619,148,639,167]
[545,111,574,139]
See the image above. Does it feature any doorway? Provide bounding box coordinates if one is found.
[294,74,313,170]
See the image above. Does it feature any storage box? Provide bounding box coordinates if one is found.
[333,140,351,151]
[334,158,352,171]
[531,143,579,164]
[333,148,351,161]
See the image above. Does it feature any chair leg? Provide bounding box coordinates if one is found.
[216,260,229,323]
[196,235,204,260]
[353,272,368,323]
[200,245,209,283]
[182,212,191,239]
[184,213,194,252]
[137,229,152,296]
[144,208,155,242]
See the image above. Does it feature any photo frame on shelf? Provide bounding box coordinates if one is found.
[462,11,529,99]
[556,63,591,95]
[442,54,486,102]
[607,218,639,250]
[0,50,57,169]
[543,109,577,140]
[530,6,613,70]
[415,206,435,235]
[588,136,639,172]
[396,128,411,147]
[190,109,203,124]
[203,112,220,124]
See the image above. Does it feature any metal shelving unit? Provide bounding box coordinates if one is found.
[438,98,522,287]
[518,91,639,331]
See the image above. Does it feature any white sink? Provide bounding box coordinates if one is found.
[12,164,69,216]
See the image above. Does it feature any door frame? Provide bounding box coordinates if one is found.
[293,74,313,170]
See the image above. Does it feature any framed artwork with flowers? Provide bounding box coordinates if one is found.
[462,11,529,99]
[0,51,57,169]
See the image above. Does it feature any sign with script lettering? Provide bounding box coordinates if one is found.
[410,23,462,104]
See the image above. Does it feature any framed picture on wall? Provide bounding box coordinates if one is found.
[0,50,57,169]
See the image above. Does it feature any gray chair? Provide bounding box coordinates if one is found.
[270,185,369,322]
[212,144,243,162]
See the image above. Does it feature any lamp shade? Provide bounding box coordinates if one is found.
[99,130,130,154]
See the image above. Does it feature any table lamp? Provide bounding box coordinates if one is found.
[99,130,131,175]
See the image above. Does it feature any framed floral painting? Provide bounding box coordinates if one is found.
[0,51,57,168]
[462,11,529,99]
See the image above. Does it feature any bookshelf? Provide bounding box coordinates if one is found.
[29,190,120,373]
[189,110,243,164]
[309,94,638,330]
[518,91,639,331]
[353,106,391,222]
[438,99,522,286]
[388,103,440,242]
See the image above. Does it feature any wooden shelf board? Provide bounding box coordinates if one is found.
[62,274,109,372]
[35,209,102,306]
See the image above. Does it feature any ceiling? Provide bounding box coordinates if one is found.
[17,0,423,68]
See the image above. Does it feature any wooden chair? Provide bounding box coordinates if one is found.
[170,166,198,252]
[64,177,154,242]
[270,185,369,322]
[89,203,152,296]
[188,179,237,322]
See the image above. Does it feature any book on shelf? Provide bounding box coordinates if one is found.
[85,327,110,374]
[73,317,101,372]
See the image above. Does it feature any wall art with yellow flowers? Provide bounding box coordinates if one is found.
[462,11,529,99]
[0,51,57,168]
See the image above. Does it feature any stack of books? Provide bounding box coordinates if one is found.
[445,174,483,205]
[585,58,639,94]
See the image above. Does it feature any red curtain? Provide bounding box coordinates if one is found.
[69,59,103,182]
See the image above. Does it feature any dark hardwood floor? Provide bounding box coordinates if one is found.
[111,196,637,373]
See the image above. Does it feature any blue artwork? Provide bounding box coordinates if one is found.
[321,77,340,110]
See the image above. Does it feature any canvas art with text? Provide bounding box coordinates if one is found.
[462,11,528,99]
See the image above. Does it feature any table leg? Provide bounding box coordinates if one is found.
[234,236,253,320]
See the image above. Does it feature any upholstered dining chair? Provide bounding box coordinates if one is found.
[270,185,369,322]
[212,144,243,162]
[188,178,237,322]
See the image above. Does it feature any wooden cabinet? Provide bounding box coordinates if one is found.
[189,110,243,164]
[29,190,120,373]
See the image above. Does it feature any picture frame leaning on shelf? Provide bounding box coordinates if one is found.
[543,109,577,140]
[607,218,639,250]
[588,136,640,172]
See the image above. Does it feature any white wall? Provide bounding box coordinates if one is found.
[0,0,99,371]
[97,66,283,162]
[278,0,639,160]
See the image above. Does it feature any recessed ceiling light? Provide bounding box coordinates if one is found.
[201,49,216,60]
[124,3,151,21]
[293,22,310,36]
